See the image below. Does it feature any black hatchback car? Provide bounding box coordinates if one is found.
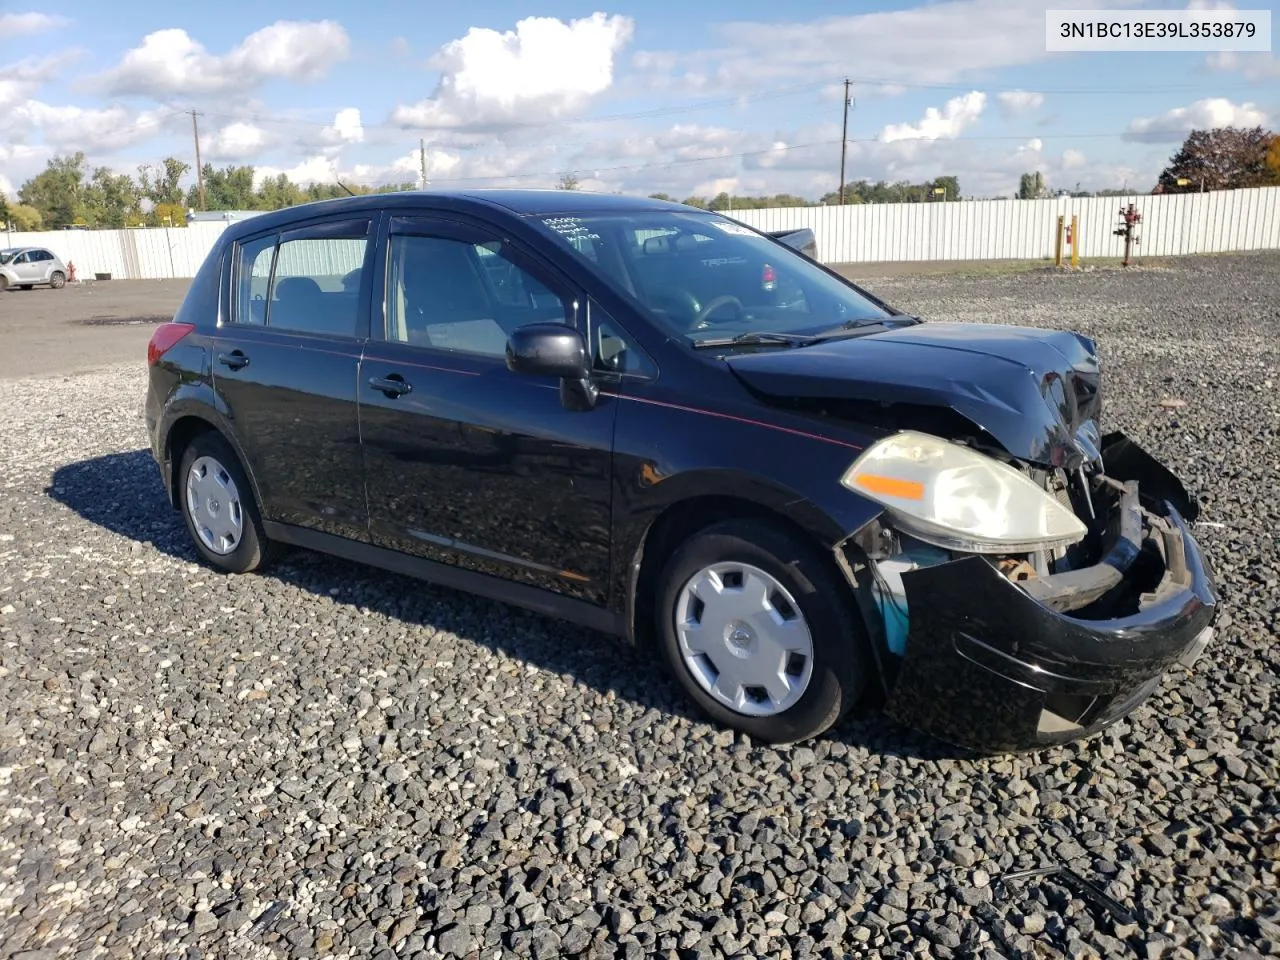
[145,190,1217,751]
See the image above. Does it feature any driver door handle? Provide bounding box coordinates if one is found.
[369,374,412,398]
[218,351,250,370]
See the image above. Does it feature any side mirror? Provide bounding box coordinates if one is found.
[505,322,598,412]
[506,323,591,380]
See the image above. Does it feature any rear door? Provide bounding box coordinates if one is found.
[357,212,618,604]
[211,214,378,539]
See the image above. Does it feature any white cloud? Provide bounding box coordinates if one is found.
[205,122,275,162]
[0,142,51,197]
[0,52,80,114]
[97,21,350,97]
[1124,97,1269,143]
[0,12,69,36]
[1062,149,1086,170]
[881,92,986,143]
[390,13,634,132]
[2,101,177,153]
[1206,51,1280,79]
[253,156,341,190]
[324,108,363,146]
[632,0,1134,97]
[996,90,1044,117]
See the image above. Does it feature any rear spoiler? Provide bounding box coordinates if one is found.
[767,227,818,261]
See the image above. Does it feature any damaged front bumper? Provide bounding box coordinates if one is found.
[840,432,1218,753]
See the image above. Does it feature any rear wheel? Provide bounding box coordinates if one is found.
[654,518,870,744]
[177,432,275,574]
[48,271,65,289]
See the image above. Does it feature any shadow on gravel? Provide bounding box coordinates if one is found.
[48,449,974,762]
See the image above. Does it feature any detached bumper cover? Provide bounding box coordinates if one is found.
[882,439,1217,753]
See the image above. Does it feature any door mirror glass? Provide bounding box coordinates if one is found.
[506,323,591,380]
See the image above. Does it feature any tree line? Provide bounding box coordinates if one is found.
[1,153,415,231]
[4,126,1278,232]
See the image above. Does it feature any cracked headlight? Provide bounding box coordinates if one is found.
[841,430,1088,554]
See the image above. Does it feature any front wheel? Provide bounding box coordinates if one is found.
[48,271,65,289]
[654,518,870,744]
[177,432,275,574]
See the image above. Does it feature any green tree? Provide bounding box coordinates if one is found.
[254,173,305,210]
[18,152,92,228]
[932,175,961,200]
[83,167,141,227]
[557,172,581,191]
[1267,134,1280,184]
[193,164,257,210]
[1017,172,1045,199]
[138,157,191,210]
[1156,126,1276,192]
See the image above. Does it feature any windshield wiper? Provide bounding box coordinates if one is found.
[807,313,920,340]
[690,331,819,349]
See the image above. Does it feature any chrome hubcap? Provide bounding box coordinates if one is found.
[675,562,814,717]
[185,455,243,556]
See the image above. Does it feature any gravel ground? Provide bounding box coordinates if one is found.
[1,253,1277,960]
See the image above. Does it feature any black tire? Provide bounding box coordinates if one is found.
[177,431,276,574]
[654,518,870,744]
[48,272,65,289]
[0,276,7,291]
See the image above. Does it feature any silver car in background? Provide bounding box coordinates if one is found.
[0,247,69,291]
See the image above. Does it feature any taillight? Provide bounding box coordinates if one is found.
[147,322,195,366]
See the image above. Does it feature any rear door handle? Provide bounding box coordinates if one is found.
[218,351,250,370]
[369,374,412,398]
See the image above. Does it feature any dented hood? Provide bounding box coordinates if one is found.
[725,321,1102,467]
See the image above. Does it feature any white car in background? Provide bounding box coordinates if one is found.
[0,247,69,291]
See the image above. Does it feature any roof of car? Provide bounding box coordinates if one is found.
[219,189,694,240]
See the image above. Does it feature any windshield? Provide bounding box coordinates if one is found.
[531,210,892,346]
[0,250,16,265]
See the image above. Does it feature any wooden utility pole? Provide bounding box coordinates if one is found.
[419,138,428,190]
[838,79,852,205]
[191,110,206,210]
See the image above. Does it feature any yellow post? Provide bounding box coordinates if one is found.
[1054,214,1065,267]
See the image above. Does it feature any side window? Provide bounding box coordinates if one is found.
[590,302,656,378]
[267,234,368,337]
[13,252,28,264]
[236,234,276,325]
[386,232,572,359]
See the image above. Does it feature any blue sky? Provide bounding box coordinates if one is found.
[1,0,1277,201]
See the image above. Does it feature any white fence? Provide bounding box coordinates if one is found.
[5,186,1280,279]
[728,186,1280,263]
[2,222,232,280]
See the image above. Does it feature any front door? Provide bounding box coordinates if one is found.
[10,252,41,283]
[358,213,616,605]
[211,214,377,539]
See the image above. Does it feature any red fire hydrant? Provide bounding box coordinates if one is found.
[67,261,77,283]
[1113,204,1142,267]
